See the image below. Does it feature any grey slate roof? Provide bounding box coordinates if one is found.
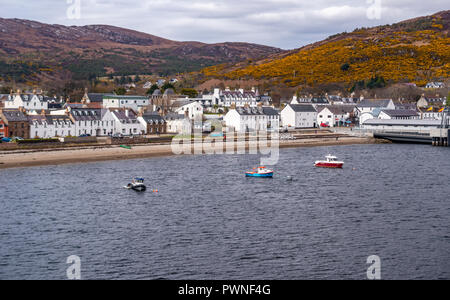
[141,113,165,123]
[172,99,195,108]
[319,105,355,115]
[87,93,105,103]
[358,99,392,108]
[1,110,28,122]
[236,107,264,115]
[152,89,162,96]
[164,113,187,121]
[163,89,175,96]
[310,97,329,104]
[262,107,279,116]
[381,109,419,117]
[28,115,73,125]
[70,108,103,121]
[111,109,138,123]
[289,104,317,113]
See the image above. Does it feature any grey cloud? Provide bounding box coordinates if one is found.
[0,0,448,49]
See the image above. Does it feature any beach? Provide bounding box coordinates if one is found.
[0,136,375,169]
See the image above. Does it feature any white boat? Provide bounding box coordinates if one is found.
[315,155,344,168]
[125,178,147,192]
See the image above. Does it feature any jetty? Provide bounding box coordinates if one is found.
[367,108,449,147]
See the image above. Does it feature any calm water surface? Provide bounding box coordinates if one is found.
[0,144,449,280]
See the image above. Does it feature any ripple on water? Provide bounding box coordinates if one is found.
[0,144,449,280]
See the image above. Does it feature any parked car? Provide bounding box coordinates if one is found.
[112,133,124,139]
[79,134,91,138]
[11,137,24,142]
[1,137,12,143]
[320,123,330,128]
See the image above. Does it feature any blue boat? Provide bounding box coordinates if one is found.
[246,167,274,178]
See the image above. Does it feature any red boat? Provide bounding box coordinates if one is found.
[315,155,344,168]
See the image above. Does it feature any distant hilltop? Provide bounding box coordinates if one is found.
[200,10,450,89]
[0,18,282,84]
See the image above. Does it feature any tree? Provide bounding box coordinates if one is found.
[340,63,350,71]
[0,86,12,94]
[146,84,159,95]
[181,88,198,98]
[114,87,127,95]
[161,82,176,93]
[134,75,141,83]
[446,92,450,107]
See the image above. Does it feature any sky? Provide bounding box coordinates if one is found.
[0,0,448,49]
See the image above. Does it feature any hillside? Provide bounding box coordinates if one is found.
[0,18,282,84]
[200,10,450,89]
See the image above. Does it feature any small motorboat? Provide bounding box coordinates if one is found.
[246,166,274,178]
[315,155,344,168]
[125,178,147,192]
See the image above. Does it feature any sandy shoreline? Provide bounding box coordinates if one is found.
[0,137,375,169]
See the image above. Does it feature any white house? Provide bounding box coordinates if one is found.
[281,104,317,128]
[416,96,447,108]
[173,100,204,120]
[102,95,149,111]
[5,93,49,111]
[137,113,167,135]
[317,105,356,127]
[28,114,76,138]
[69,108,116,137]
[425,82,445,89]
[110,109,144,136]
[143,81,153,89]
[165,113,192,135]
[420,109,445,120]
[224,107,279,133]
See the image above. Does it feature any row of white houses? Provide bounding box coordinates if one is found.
[24,107,194,138]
